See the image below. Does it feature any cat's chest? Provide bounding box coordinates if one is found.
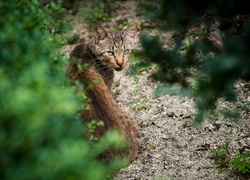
[101,70,114,90]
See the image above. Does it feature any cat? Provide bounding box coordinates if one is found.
[66,24,139,161]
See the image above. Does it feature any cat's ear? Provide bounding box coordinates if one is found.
[94,26,109,41]
[122,24,138,40]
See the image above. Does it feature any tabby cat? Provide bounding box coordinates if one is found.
[66,24,139,161]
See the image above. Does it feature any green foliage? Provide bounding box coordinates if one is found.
[210,138,231,173]
[203,164,213,169]
[210,133,250,175]
[181,37,190,50]
[0,1,127,179]
[140,0,250,125]
[211,142,230,171]
[126,53,152,75]
[90,8,109,22]
[231,152,250,174]
[78,0,110,23]
[134,102,147,110]
[139,33,199,86]
[239,100,250,111]
[191,79,200,91]
[86,120,105,141]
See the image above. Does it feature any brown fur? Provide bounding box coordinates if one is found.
[66,25,139,160]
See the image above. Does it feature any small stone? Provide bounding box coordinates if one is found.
[167,112,175,117]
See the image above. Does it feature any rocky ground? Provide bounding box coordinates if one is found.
[63,1,250,179]
[113,69,249,180]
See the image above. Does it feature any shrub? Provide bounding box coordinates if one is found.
[0,1,127,179]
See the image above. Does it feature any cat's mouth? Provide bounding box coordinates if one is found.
[113,63,124,71]
[114,67,123,71]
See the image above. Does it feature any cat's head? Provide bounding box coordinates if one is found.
[90,24,138,71]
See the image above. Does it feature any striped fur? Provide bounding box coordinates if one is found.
[66,25,139,161]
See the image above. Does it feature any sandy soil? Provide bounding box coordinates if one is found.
[63,1,250,179]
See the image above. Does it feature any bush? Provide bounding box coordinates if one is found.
[0,1,127,179]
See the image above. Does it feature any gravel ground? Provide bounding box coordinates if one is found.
[113,67,249,180]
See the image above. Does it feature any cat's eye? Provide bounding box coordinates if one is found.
[123,49,130,55]
[106,51,114,56]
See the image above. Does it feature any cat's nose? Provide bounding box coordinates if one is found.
[116,57,124,66]
[117,61,123,67]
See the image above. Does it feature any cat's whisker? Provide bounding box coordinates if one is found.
[90,57,100,61]
[94,62,113,76]
[98,64,111,71]
[124,65,144,87]
[101,65,113,75]
[127,66,135,74]
[107,67,113,75]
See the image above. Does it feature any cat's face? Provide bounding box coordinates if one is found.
[91,24,138,71]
